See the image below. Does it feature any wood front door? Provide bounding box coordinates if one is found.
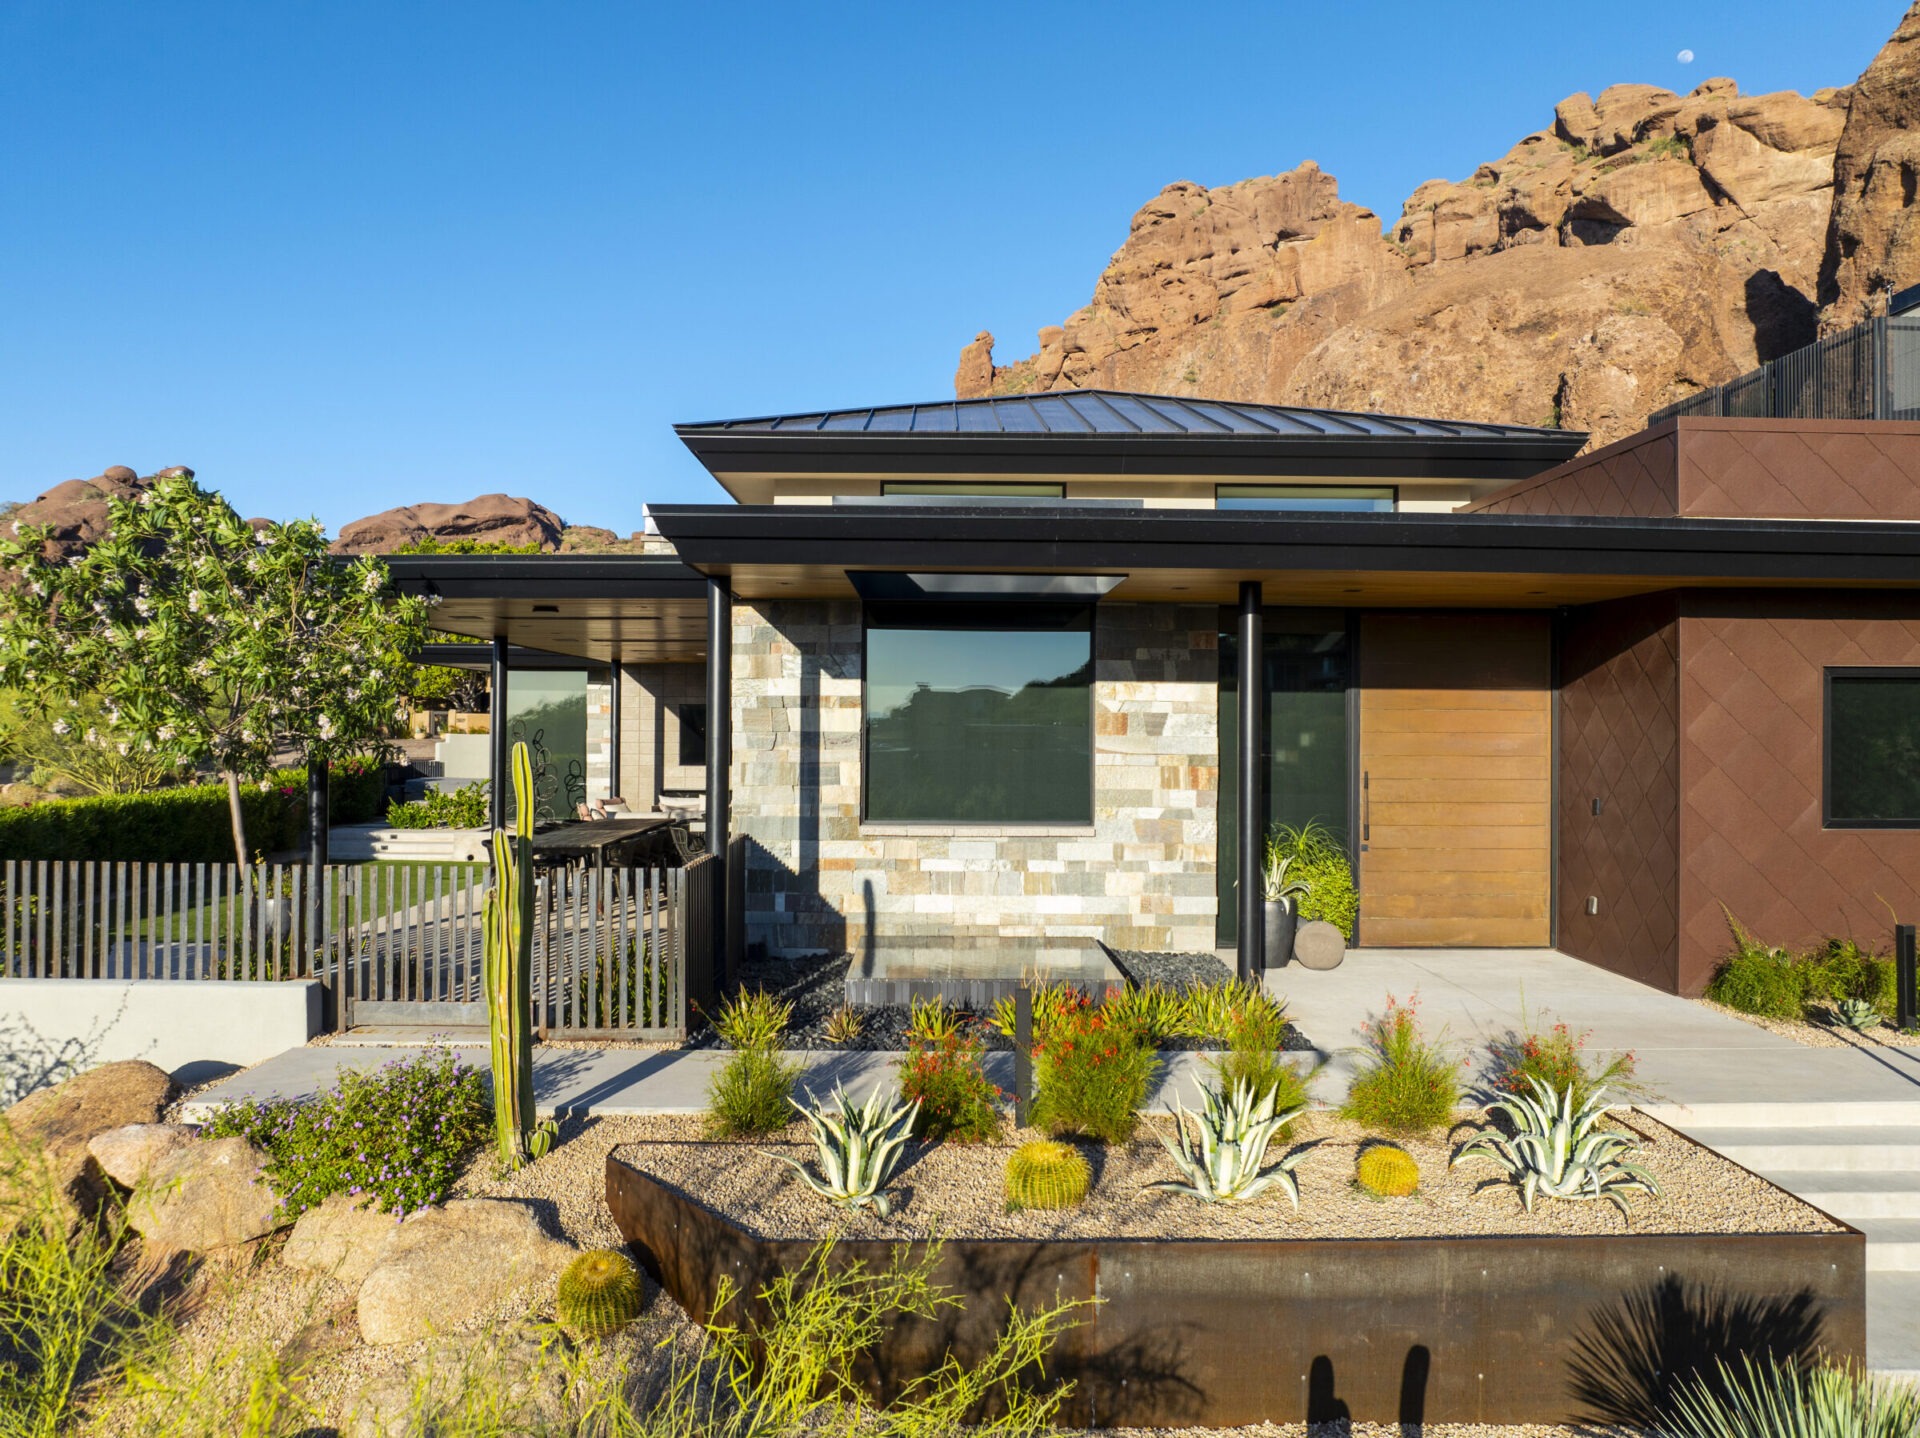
[1357,613,1551,947]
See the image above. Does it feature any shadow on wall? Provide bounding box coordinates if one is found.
[1565,1273,1827,1429]
[0,1003,123,1105]
[739,833,847,960]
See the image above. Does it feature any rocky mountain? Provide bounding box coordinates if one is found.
[330,494,567,554]
[4,465,200,562]
[956,20,1920,447]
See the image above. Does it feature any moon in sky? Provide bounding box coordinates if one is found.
[1677,48,1695,63]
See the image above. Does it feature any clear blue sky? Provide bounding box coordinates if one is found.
[0,1,1900,536]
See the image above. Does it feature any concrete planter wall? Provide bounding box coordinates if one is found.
[607,1153,1864,1427]
[2,978,322,1081]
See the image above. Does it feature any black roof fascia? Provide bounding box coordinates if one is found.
[674,430,1585,482]
[411,642,597,670]
[646,503,1920,586]
[381,554,708,603]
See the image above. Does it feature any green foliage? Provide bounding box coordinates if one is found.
[391,537,544,555]
[1641,134,1689,162]
[1835,996,1882,1032]
[986,980,1076,1041]
[1029,992,1158,1143]
[1707,915,1897,1023]
[1484,1017,1638,1110]
[0,1125,148,1438]
[1004,1139,1090,1211]
[1453,1076,1660,1217]
[1148,1080,1306,1206]
[1355,1144,1420,1197]
[1266,820,1357,940]
[1100,983,1186,1044]
[386,781,489,829]
[1668,1356,1920,1438]
[905,994,962,1044]
[556,1248,645,1339]
[1186,978,1308,1118]
[0,689,178,795]
[1260,824,1311,904]
[706,989,800,1137]
[823,1004,865,1045]
[0,780,304,861]
[1341,994,1461,1134]
[773,1085,918,1217]
[899,1023,1002,1143]
[0,471,431,866]
[199,1045,489,1219]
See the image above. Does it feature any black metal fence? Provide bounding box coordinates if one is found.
[1651,315,1920,426]
[1,856,716,1040]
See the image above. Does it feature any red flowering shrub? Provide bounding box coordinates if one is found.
[1029,993,1158,1143]
[899,1025,1003,1142]
[1485,1019,1637,1109]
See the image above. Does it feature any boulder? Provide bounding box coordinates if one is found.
[88,1123,195,1189]
[5,1060,174,1219]
[355,1198,574,1345]
[331,494,566,555]
[1292,920,1347,971]
[127,1136,281,1251]
[283,1190,406,1289]
[1821,0,1920,327]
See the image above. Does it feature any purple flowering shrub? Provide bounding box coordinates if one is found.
[201,1046,489,1218]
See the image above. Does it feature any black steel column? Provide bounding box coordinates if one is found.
[607,663,623,802]
[1898,923,1917,1032]
[705,579,732,972]
[489,634,509,837]
[307,758,331,1024]
[1236,580,1265,981]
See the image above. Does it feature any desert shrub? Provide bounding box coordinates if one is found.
[1484,1018,1637,1109]
[1269,819,1358,941]
[1100,982,1185,1044]
[1801,937,1894,1013]
[1340,994,1460,1134]
[200,1045,488,1219]
[1706,915,1899,1024]
[384,781,488,830]
[1192,979,1310,1118]
[986,979,1076,1040]
[1029,993,1158,1143]
[705,989,800,1138]
[899,1025,1002,1143]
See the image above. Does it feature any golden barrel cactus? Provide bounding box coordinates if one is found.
[1005,1140,1091,1210]
[1356,1143,1420,1197]
[557,1248,645,1338]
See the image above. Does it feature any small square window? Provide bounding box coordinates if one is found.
[1826,669,1920,827]
[676,703,708,768]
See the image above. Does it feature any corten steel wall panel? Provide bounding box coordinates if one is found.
[1466,427,1679,518]
[1676,420,1920,520]
[1676,591,1920,991]
[1557,596,1682,991]
[608,1154,1865,1428]
[1358,613,1552,947]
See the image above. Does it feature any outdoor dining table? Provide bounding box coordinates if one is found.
[527,816,672,872]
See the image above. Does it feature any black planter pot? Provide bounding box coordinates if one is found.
[1262,898,1298,971]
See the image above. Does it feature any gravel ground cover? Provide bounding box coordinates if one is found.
[614,1108,1836,1243]
[1699,997,1920,1048]
[690,950,1314,1053]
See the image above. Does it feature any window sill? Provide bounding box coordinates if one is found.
[859,823,1098,838]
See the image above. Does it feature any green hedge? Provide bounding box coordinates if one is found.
[0,756,390,863]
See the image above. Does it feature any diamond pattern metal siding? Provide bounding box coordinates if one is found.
[1557,596,1681,990]
[1677,595,1920,991]
[1465,429,1679,517]
[1678,423,1920,520]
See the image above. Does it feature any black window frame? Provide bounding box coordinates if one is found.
[675,702,708,769]
[1824,665,1920,829]
[860,599,1097,826]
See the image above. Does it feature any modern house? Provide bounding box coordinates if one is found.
[388,393,1920,996]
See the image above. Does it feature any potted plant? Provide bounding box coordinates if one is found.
[1261,827,1311,968]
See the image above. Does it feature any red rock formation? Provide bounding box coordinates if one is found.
[961,76,1852,448]
[330,494,566,554]
[1821,1,1920,328]
[4,465,195,562]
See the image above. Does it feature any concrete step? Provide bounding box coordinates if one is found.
[1858,1220,1920,1273]
[1759,1170,1920,1222]
[1685,1125,1920,1172]
[1870,1272,1920,1374]
[1644,1101,1920,1129]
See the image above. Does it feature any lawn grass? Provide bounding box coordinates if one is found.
[130,859,486,940]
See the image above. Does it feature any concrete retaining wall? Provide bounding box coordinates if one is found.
[1,979,322,1080]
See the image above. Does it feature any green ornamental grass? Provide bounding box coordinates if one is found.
[1340,994,1461,1134]
[199,1045,489,1219]
[704,989,801,1138]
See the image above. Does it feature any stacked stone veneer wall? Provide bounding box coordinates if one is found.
[731,600,1219,958]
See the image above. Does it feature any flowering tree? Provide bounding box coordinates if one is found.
[0,471,433,868]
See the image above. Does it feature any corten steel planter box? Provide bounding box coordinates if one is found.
[606,1153,1864,1428]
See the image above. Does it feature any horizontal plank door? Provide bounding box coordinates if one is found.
[1358,612,1551,947]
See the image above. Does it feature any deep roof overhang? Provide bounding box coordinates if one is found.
[647,502,1920,605]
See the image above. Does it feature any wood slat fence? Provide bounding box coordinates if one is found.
[1,855,718,1041]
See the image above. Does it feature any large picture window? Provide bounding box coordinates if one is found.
[864,602,1093,824]
[1827,669,1920,827]
[1217,484,1395,512]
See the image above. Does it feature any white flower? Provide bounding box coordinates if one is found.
[188,591,203,613]
[134,597,153,617]
[50,720,69,736]
[317,714,335,740]
[116,743,129,756]
[258,779,271,791]
[84,728,98,744]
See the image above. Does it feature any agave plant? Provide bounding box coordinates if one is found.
[767,1084,919,1217]
[1260,827,1313,905]
[1451,1076,1660,1216]
[1667,1355,1920,1438]
[1834,996,1882,1032]
[1147,1080,1307,1206]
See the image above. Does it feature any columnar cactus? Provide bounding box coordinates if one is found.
[485,742,547,1169]
[1356,1144,1420,1197]
[1005,1140,1091,1210]
[557,1248,645,1338]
